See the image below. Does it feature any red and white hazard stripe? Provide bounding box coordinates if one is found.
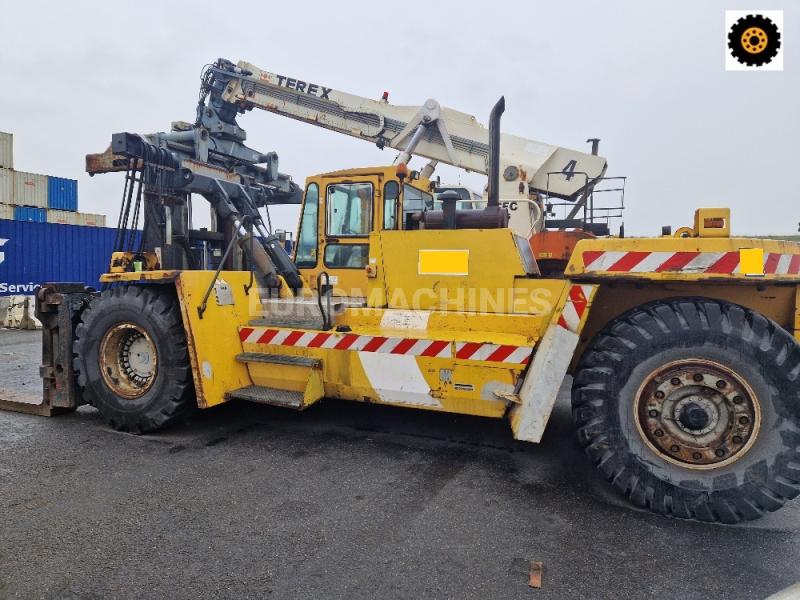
[557,284,595,332]
[454,342,532,364]
[239,327,534,365]
[239,327,452,358]
[583,250,800,275]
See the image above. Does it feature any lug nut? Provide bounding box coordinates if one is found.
[654,391,665,400]
[739,416,749,425]
[692,452,702,460]
[733,396,743,404]
[654,429,664,437]
[649,409,659,418]
[671,377,681,386]
[670,445,680,453]
[715,448,726,457]
[693,373,704,382]
[716,379,727,389]
[732,435,743,444]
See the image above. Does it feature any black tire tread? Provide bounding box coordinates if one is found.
[74,285,194,433]
[572,298,800,523]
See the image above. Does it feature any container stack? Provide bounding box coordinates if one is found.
[0,131,106,227]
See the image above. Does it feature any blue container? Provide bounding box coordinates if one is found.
[0,219,137,296]
[47,176,78,211]
[13,206,46,222]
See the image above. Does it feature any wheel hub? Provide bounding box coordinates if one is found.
[741,26,768,54]
[678,401,711,431]
[635,359,760,469]
[99,323,158,399]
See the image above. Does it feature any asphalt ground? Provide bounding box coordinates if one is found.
[1,328,799,599]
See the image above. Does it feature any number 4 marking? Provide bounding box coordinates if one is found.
[561,160,577,181]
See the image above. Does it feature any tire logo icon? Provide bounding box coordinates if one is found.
[728,13,781,67]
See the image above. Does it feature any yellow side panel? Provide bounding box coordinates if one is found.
[341,306,558,342]
[247,363,307,392]
[324,351,515,418]
[240,311,540,419]
[175,271,254,408]
[369,229,533,312]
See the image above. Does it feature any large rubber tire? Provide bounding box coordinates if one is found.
[572,298,800,523]
[74,285,195,433]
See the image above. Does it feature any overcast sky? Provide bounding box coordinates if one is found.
[0,0,797,235]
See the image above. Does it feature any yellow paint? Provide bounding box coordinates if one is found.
[418,249,470,276]
[567,235,800,280]
[367,229,547,312]
[295,165,432,298]
[90,203,800,438]
[693,208,730,238]
[342,306,549,342]
[160,252,547,418]
[174,271,254,408]
[739,248,764,276]
[303,369,325,408]
[246,361,308,393]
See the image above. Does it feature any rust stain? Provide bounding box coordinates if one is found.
[85,146,142,175]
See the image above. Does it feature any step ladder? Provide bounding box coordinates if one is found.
[227,352,324,410]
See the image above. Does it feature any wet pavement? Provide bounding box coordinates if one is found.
[1,329,798,599]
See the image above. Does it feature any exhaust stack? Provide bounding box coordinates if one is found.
[421,96,509,230]
[487,96,505,208]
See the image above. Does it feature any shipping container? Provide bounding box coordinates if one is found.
[0,132,12,169]
[46,209,79,225]
[13,171,48,208]
[0,204,13,220]
[0,220,139,296]
[75,212,106,227]
[47,176,78,211]
[0,169,11,204]
[14,206,46,222]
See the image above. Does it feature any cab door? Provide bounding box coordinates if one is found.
[296,173,394,297]
[321,176,383,296]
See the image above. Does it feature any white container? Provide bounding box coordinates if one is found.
[13,171,48,208]
[76,212,106,227]
[0,168,12,204]
[0,203,13,220]
[0,132,12,169]
[46,208,79,225]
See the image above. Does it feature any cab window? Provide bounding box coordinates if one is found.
[402,184,433,228]
[383,181,399,229]
[295,183,319,267]
[327,182,373,236]
[324,243,370,269]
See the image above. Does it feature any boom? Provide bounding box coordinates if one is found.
[221,60,607,204]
